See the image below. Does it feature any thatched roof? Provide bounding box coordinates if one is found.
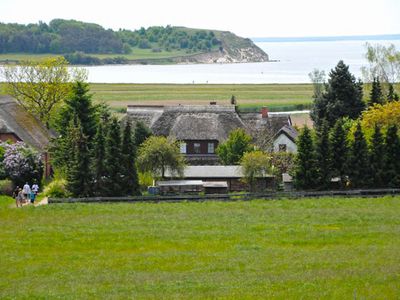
[0,96,55,151]
[126,104,291,142]
[275,125,298,142]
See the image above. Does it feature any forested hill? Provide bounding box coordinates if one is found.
[0,19,269,64]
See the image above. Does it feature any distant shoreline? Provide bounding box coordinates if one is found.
[252,34,400,43]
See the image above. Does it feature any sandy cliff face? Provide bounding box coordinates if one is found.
[173,46,269,64]
[163,30,269,64]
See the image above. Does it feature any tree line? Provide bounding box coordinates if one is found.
[0,19,221,55]
[51,82,152,197]
[295,59,400,190]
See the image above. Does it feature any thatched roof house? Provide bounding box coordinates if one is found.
[0,96,55,176]
[0,96,55,151]
[126,104,292,165]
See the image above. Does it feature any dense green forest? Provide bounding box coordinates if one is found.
[0,19,222,55]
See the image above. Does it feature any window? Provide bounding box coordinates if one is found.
[208,142,215,154]
[279,144,287,152]
[194,143,201,154]
[180,142,187,154]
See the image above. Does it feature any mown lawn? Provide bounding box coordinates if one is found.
[0,196,399,299]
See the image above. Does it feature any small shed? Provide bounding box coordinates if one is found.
[165,165,274,192]
[156,180,203,195]
[203,181,228,194]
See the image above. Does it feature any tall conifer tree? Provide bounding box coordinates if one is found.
[293,126,317,190]
[66,118,91,197]
[329,119,348,187]
[104,118,124,196]
[121,121,140,195]
[384,124,400,187]
[311,60,365,129]
[369,124,385,188]
[92,122,107,196]
[315,122,331,189]
[348,123,370,188]
[387,83,400,102]
[134,121,152,148]
[369,77,383,106]
[52,81,97,171]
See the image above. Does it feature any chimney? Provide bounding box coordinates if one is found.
[261,106,269,118]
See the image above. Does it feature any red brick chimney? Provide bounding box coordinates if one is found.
[261,106,269,118]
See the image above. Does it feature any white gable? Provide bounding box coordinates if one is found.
[273,133,297,153]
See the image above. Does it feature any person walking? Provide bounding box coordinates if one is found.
[22,182,31,204]
[13,186,20,207]
[16,188,23,207]
[29,191,36,204]
[32,181,39,196]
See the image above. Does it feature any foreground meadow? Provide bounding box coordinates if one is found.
[1,196,399,299]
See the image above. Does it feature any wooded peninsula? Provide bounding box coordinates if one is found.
[0,19,269,65]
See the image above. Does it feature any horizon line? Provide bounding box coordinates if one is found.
[252,33,400,42]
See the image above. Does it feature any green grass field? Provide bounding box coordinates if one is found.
[1,196,399,298]
[89,83,314,111]
[0,49,201,63]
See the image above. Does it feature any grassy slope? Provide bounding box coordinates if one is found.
[1,196,399,298]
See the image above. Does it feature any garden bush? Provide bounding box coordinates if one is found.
[43,179,68,198]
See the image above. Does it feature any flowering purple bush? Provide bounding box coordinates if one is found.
[1,142,43,186]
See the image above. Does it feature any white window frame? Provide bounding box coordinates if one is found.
[180,142,187,154]
[207,142,215,154]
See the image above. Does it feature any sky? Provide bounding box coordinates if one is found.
[1,0,400,38]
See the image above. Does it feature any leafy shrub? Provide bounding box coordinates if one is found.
[0,179,13,195]
[43,179,68,198]
[138,172,153,191]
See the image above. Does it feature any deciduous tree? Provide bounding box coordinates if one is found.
[1,57,86,127]
[362,43,400,85]
[137,136,185,179]
[216,129,253,165]
[241,151,272,192]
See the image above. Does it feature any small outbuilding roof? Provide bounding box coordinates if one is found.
[165,165,273,179]
[156,180,203,187]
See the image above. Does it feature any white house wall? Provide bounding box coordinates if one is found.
[273,134,297,153]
